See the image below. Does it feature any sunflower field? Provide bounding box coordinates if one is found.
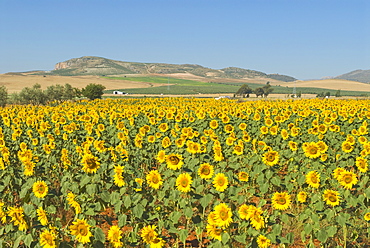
[0,98,370,248]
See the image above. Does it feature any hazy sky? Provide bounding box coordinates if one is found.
[1,0,369,79]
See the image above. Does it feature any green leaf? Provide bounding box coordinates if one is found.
[317,229,328,243]
[326,226,337,237]
[304,223,312,234]
[86,184,96,196]
[200,194,213,209]
[110,192,120,205]
[118,214,127,227]
[281,213,289,224]
[80,175,91,188]
[178,229,188,243]
[23,233,33,247]
[13,235,24,248]
[221,232,230,244]
[234,234,246,244]
[94,227,105,242]
[123,195,131,208]
[100,191,110,203]
[132,204,143,218]
[270,177,281,186]
[46,205,56,214]
[184,207,193,218]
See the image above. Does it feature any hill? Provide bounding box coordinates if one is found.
[334,69,370,83]
[34,56,297,82]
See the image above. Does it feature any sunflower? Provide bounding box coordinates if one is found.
[224,124,234,133]
[107,225,123,248]
[323,189,340,207]
[175,138,186,148]
[260,126,269,135]
[270,126,278,135]
[70,219,93,244]
[238,204,250,220]
[338,170,358,189]
[233,144,244,155]
[8,206,27,231]
[198,163,214,179]
[213,173,228,192]
[0,201,6,223]
[158,123,169,132]
[39,229,57,248]
[364,212,370,221]
[166,153,183,170]
[146,170,163,189]
[355,157,368,173]
[297,191,308,203]
[141,225,158,244]
[305,171,320,188]
[206,224,222,241]
[239,122,247,130]
[341,141,354,153]
[281,129,289,140]
[271,192,291,210]
[161,136,171,148]
[262,150,280,166]
[248,206,265,230]
[33,181,49,198]
[146,237,164,248]
[176,173,192,193]
[213,203,233,227]
[113,165,125,187]
[333,167,345,180]
[303,142,321,158]
[288,141,298,151]
[257,234,271,248]
[67,192,81,214]
[81,153,100,174]
[156,150,166,163]
[37,207,48,226]
[209,120,218,129]
[317,141,328,153]
[213,145,224,161]
[238,171,249,182]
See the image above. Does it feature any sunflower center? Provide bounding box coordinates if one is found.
[169,156,179,165]
[78,225,88,236]
[201,167,210,175]
[219,210,228,220]
[181,179,188,187]
[311,176,318,184]
[309,147,317,154]
[152,176,159,184]
[277,197,286,205]
[328,195,337,202]
[344,176,352,183]
[218,179,225,186]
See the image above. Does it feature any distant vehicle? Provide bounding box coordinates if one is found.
[113,91,128,95]
[215,96,231,100]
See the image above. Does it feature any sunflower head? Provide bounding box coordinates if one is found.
[146,170,163,189]
[238,171,249,182]
[81,153,100,174]
[212,173,228,192]
[69,219,93,244]
[323,189,340,207]
[165,153,183,170]
[262,150,280,166]
[198,163,214,179]
[305,171,320,188]
[33,181,48,198]
[271,192,291,210]
[176,173,192,193]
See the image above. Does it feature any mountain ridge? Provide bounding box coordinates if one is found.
[334,69,370,83]
[43,56,297,82]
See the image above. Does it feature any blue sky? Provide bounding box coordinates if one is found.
[0,0,369,79]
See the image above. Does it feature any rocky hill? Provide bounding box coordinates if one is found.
[37,56,297,82]
[335,69,370,83]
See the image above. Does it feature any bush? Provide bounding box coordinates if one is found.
[82,84,106,100]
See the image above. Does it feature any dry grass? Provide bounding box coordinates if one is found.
[0,74,167,93]
[277,79,370,92]
[1,73,369,96]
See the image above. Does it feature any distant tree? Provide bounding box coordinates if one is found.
[45,83,81,102]
[236,84,253,98]
[297,91,302,98]
[262,82,274,97]
[254,87,264,98]
[316,92,325,98]
[335,89,341,97]
[325,92,331,98]
[12,83,48,105]
[82,83,106,100]
[0,86,8,107]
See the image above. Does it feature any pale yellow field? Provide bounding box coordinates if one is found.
[0,74,168,93]
[277,79,370,92]
[1,73,369,95]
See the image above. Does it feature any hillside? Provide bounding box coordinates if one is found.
[335,69,370,83]
[34,56,297,82]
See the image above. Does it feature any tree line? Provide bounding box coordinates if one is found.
[235,82,274,98]
[0,83,106,107]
